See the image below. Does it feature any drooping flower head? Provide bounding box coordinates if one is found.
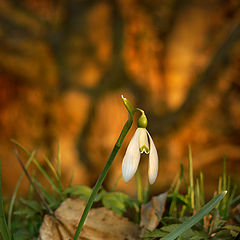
[122,109,159,184]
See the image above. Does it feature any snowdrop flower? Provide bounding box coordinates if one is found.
[122,109,159,184]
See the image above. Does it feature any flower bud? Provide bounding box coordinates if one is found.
[137,109,147,128]
[121,95,135,118]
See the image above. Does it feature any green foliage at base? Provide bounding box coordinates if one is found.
[0,142,239,240]
[142,148,240,240]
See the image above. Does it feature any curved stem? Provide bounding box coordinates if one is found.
[73,117,133,239]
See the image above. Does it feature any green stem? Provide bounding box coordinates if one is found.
[136,169,143,204]
[73,117,133,239]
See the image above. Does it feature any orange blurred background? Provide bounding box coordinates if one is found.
[0,0,240,198]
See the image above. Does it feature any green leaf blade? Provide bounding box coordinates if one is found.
[162,191,227,240]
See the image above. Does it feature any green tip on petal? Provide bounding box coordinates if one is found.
[139,145,149,154]
[121,95,135,118]
[137,108,148,128]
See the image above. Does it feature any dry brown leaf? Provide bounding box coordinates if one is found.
[140,192,168,233]
[38,198,140,240]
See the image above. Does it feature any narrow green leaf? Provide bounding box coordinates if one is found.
[8,151,35,230]
[228,184,236,206]
[68,171,75,188]
[169,174,179,192]
[162,224,195,239]
[13,147,54,216]
[222,156,226,192]
[224,225,240,232]
[179,205,187,218]
[231,194,240,206]
[215,229,233,239]
[180,163,184,179]
[12,140,60,194]
[188,145,194,210]
[19,199,41,212]
[218,177,222,194]
[43,155,59,182]
[57,141,61,183]
[195,178,201,212]
[33,177,60,210]
[199,172,205,206]
[0,159,12,240]
[143,224,196,239]
[169,173,182,217]
[221,157,228,218]
[223,176,231,218]
[111,174,122,192]
[168,193,188,206]
[102,192,131,215]
[63,185,92,199]
[142,229,167,238]
[162,191,227,240]
[14,208,36,218]
[32,157,59,194]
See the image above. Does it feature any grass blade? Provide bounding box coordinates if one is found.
[169,174,182,217]
[0,158,12,240]
[231,194,240,206]
[200,172,205,206]
[188,145,194,210]
[33,177,60,210]
[12,140,60,194]
[162,191,227,240]
[218,176,222,194]
[222,157,229,218]
[7,151,36,230]
[43,155,59,182]
[14,148,54,216]
[68,170,75,188]
[57,141,61,181]
[222,156,226,191]
[195,178,201,212]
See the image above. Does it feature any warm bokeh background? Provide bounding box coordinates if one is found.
[0,0,240,198]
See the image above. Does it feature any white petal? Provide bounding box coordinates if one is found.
[138,128,149,153]
[122,128,141,183]
[146,130,159,184]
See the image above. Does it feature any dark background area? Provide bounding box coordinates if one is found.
[0,0,240,197]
